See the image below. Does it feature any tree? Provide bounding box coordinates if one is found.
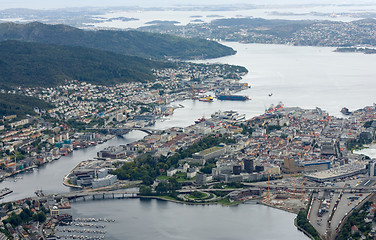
[5,202,13,211]
[155,182,169,195]
[190,191,206,199]
[168,177,181,192]
[200,166,213,174]
[37,212,46,223]
[139,186,152,196]
[142,175,154,186]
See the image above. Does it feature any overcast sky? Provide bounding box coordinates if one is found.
[0,0,372,10]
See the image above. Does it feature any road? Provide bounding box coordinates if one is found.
[309,189,371,240]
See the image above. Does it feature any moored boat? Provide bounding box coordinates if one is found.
[217,95,249,101]
[195,117,206,124]
[199,96,214,102]
[0,187,13,198]
[341,107,351,115]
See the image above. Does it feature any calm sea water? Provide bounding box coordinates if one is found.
[62,199,307,240]
[153,42,376,129]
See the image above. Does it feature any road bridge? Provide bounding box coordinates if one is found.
[43,189,140,201]
[243,182,376,192]
[88,127,162,135]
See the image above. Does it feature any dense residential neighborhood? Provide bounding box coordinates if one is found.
[141,18,376,48]
[0,63,247,180]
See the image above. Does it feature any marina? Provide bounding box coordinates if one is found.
[58,235,104,240]
[64,199,308,240]
[55,217,115,240]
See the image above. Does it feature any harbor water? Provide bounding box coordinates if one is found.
[63,199,308,240]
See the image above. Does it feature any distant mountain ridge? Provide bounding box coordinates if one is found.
[0,22,236,60]
[140,17,376,47]
[0,40,175,88]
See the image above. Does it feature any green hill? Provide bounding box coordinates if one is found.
[0,92,52,118]
[0,40,174,88]
[0,22,236,60]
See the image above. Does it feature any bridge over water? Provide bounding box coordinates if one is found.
[43,189,140,201]
[88,127,162,135]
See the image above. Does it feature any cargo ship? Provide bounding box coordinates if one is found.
[217,95,249,101]
[266,102,284,113]
[0,188,12,198]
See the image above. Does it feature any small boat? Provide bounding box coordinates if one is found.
[35,189,44,197]
[195,117,205,124]
[199,96,214,102]
[341,107,351,115]
[268,93,273,97]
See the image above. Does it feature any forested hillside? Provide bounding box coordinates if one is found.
[0,40,175,88]
[0,22,236,60]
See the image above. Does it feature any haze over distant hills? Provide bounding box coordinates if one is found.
[0,22,236,60]
[0,0,362,10]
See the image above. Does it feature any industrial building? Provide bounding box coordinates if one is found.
[192,146,226,160]
[369,160,376,177]
[304,163,367,182]
[92,174,117,188]
[97,146,126,159]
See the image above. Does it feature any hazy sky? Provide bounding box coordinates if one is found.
[0,0,372,10]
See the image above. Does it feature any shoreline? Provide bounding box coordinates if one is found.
[258,200,300,214]
[136,194,286,209]
[138,195,220,205]
[1,134,116,183]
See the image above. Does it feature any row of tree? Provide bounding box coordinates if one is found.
[337,201,373,240]
[139,177,182,198]
[296,210,320,240]
[3,208,46,227]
